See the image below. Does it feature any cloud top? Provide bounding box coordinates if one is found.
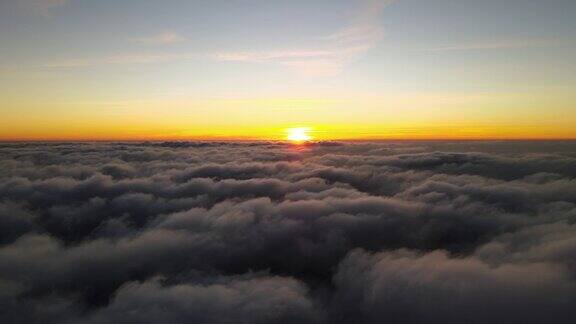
[1,140,576,323]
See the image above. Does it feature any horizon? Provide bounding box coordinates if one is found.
[2,138,576,143]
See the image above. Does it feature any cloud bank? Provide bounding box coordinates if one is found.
[1,140,576,323]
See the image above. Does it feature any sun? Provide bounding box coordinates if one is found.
[286,127,312,143]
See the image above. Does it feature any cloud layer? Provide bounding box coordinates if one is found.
[1,140,576,323]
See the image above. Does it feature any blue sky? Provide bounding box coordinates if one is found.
[1,0,575,139]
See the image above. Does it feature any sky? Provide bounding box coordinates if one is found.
[1,0,575,140]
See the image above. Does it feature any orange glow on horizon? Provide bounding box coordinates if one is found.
[2,91,576,142]
[2,124,576,142]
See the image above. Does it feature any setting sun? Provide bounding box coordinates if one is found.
[286,127,312,143]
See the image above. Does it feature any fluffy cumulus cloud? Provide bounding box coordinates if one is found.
[1,140,576,323]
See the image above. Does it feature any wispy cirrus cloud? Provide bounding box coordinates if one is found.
[43,53,197,68]
[214,50,334,63]
[425,38,560,52]
[129,31,187,45]
[39,0,392,76]
[214,0,393,77]
[18,0,68,17]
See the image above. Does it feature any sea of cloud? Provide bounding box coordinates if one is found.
[1,140,576,323]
